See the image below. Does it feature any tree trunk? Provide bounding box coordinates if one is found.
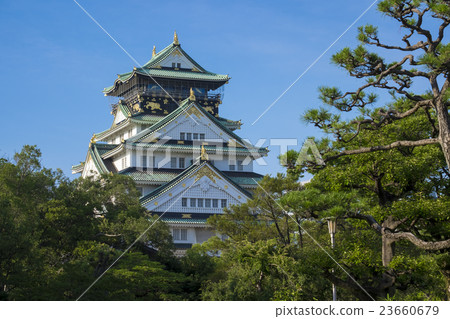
[436,99,450,169]
[430,74,450,169]
[256,270,264,292]
[382,235,395,267]
[296,217,303,248]
[379,218,397,298]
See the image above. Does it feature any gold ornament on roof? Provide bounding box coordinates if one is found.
[172,49,182,57]
[89,134,96,146]
[189,87,196,101]
[185,105,203,119]
[152,45,156,57]
[194,165,221,183]
[204,106,213,114]
[144,101,162,111]
[173,30,179,45]
[200,144,209,161]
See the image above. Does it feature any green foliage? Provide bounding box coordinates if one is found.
[278,0,450,300]
[357,25,378,43]
[198,176,386,300]
[0,145,191,300]
[298,101,449,299]
[388,253,446,300]
[420,43,450,72]
[201,239,331,301]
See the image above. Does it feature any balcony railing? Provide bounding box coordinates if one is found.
[122,87,223,103]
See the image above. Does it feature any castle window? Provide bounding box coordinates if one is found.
[179,158,185,169]
[221,199,227,208]
[205,199,211,208]
[171,157,177,168]
[200,133,205,140]
[237,160,244,171]
[180,132,185,140]
[177,63,181,68]
[186,133,192,140]
[212,199,219,208]
[190,198,196,207]
[198,198,203,207]
[181,198,187,207]
[141,155,147,167]
[173,228,187,241]
[172,62,176,68]
[229,164,235,171]
[193,133,198,140]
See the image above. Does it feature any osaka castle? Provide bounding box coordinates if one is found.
[72,32,268,253]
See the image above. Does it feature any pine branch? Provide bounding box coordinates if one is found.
[385,232,450,250]
[325,138,439,162]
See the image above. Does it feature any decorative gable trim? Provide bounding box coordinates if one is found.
[140,161,252,211]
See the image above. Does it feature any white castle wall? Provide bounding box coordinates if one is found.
[82,156,99,178]
[159,113,228,143]
[127,148,254,172]
[159,49,196,69]
[144,170,248,213]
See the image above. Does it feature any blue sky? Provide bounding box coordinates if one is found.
[0,0,404,178]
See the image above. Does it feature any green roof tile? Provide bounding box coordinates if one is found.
[94,143,118,156]
[131,114,165,123]
[161,218,207,224]
[132,99,267,154]
[140,161,253,205]
[120,168,180,183]
[119,167,263,186]
[104,43,229,94]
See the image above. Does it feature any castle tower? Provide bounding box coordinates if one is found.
[72,33,268,255]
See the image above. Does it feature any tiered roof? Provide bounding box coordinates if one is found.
[120,167,263,187]
[73,33,267,218]
[72,97,267,188]
[130,99,247,144]
[103,32,230,95]
[95,102,242,142]
[140,160,253,205]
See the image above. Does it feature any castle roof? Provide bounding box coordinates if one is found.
[103,38,229,95]
[139,160,253,205]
